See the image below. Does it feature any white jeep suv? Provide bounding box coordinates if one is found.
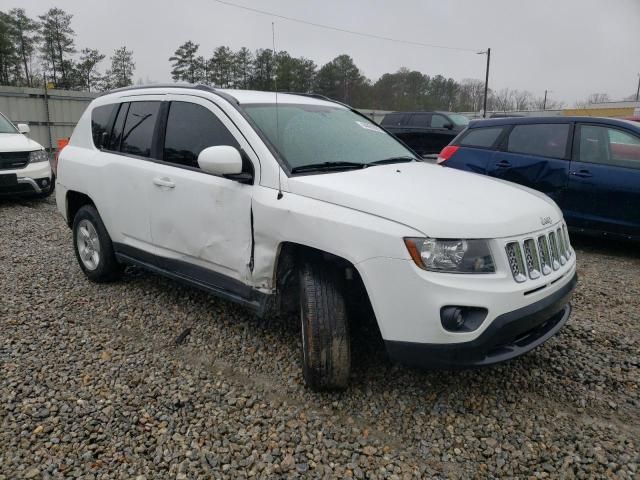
[0,112,54,198]
[56,85,577,390]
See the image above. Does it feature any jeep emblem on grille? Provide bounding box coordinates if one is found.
[540,216,552,226]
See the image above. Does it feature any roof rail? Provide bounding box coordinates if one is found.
[100,83,216,96]
[283,91,350,108]
[98,82,240,106]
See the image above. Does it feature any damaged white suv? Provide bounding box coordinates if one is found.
[56,85,577,390]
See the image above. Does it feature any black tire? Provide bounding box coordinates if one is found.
[72,204,122,282]
[299,259,351,390]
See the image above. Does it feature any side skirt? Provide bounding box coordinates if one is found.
[113,243,271,317]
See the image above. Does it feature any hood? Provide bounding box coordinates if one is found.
[0,133,43,152]
[287,162,562,239]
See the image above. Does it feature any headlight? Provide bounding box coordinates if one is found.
[29,150,49,163]
[404,238,495,273]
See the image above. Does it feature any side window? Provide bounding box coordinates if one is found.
[120,101,161,158]
[91,104,116,149]
[381,113,404,126]
[507,124,569,158]
[458,127,504,148]
[577,125,640,169]
[108,102,129,151]
[163,101,240,168]
[431,114,449,128]
[408,113,430,127]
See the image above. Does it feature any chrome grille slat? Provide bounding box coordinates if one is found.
[556,228,567,265]
[562,224,572,258]
[523,239,541,279]
[505,241,527,283]
[548,231,561,270]
[537,235,552,275]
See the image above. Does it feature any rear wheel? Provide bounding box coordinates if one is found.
[72,205,122,282]
[299,259,351,390]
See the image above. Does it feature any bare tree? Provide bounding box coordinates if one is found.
[587,93,610,104]
[512,90,531,111]
[531,96,564,110]
[492,88,514,112]
[455,78,484,111]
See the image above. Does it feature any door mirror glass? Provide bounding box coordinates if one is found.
[17,123,30,134]
[197,145,243,176]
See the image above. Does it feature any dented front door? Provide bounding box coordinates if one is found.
[149,95,255,287]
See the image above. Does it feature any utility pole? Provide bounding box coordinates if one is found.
[478,48,491,118]
[543,90,548,110]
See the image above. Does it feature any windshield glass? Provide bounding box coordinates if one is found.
[448,113,469,126]
[0,113,18,134]
[243,103,416,171]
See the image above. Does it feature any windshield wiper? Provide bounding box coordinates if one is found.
[291,157,416,174]
[365,156,416,166]
[291,161,366,173]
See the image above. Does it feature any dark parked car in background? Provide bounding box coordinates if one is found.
[438,116,640,240]
[380,111,469,155]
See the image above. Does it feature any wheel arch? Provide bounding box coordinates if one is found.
[272,241,381,329]
[65,190,95,228]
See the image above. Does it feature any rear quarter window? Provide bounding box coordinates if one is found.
[458,126,505,148]
[507,123,570,158]
[91,104,117,149]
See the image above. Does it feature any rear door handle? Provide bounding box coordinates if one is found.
[153,177,175,188]
[495,159,511,168]
[569,170,592,178]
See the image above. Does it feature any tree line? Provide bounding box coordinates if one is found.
[169,41,568,111]
[0,7,135,91]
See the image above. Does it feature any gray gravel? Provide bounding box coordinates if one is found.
[1,197,638,479]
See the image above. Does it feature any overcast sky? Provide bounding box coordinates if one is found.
[12,0,640,106]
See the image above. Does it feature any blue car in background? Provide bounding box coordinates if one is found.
[438,116,640,240]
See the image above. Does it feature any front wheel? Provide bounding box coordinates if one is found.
[299,260,351,391]
[72,205,122,282]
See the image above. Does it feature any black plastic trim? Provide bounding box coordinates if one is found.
[113,243,270,315]
[385,272,577,368]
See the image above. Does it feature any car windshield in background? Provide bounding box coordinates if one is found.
[0,114,18,134]
[449,113,469,126]
[243,103,416,172]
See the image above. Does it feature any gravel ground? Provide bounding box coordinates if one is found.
[1,197,638,479]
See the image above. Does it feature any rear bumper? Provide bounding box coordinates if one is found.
[385,272,577,368]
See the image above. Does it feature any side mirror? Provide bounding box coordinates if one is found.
[17,123,30,134]
[443,122,454,130]
[198,145,252,183]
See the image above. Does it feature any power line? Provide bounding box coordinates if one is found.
[210,0,478,53]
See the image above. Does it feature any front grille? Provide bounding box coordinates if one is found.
[505,224,572,283]
[0,151,29,170]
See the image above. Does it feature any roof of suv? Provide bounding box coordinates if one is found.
[100,84,344,108]
[469,116,640,131]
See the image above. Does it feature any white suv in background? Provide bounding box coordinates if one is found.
[0,112,54,198]
[56,85,577,390]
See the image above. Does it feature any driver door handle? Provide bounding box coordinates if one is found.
[153,177,175,188]
[495,159,511,168]
[569,169,592,178]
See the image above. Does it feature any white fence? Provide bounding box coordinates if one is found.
[0,86,98,151]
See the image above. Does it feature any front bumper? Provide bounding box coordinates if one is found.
[0,161,53,197]
[385,272,577,368]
